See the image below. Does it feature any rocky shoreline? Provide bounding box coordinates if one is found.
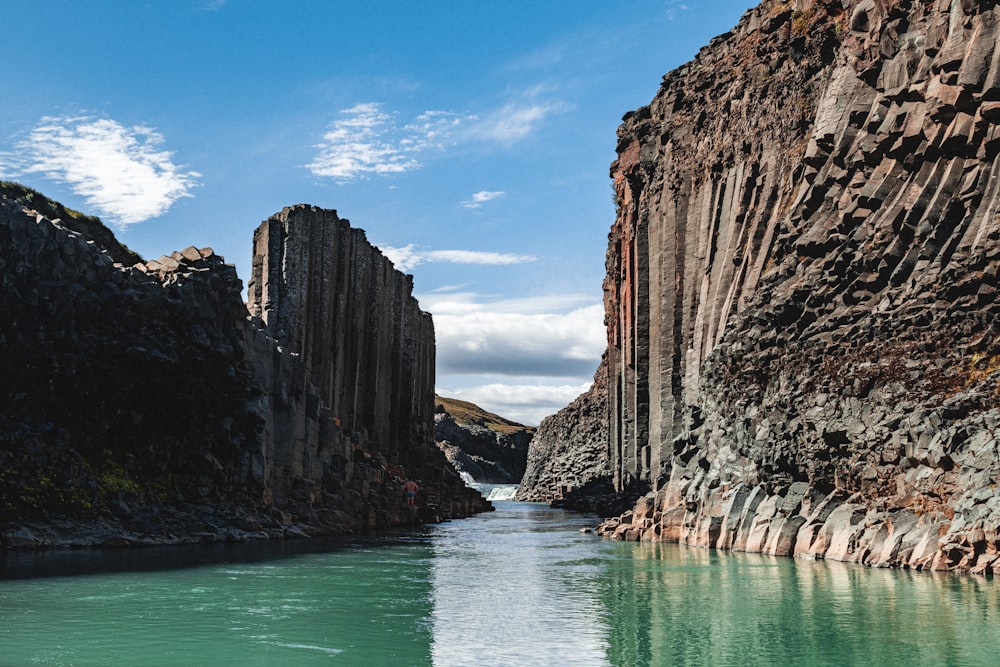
[4,484,465,551]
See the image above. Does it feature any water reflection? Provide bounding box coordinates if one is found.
[1,505,998,666]
[0,536,437,666]
[599,540,1000,667]
[429,501,608,666]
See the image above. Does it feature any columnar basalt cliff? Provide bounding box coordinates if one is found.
[0,189,487,548]
[246,205,439,487]
[532,0,1000,572]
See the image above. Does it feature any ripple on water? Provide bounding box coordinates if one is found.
[2,502,1000,666]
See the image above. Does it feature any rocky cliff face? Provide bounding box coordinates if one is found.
[247,205,439,486]
[433,396,534,484]
[548,0,1000,572]
[0,190,487,548]
[515,362,613,503]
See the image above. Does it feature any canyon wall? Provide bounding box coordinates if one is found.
[0,190,487,548]
[515,362,613,502]
[548,0,1000,572]
[433,397,534,485]
[247,205,437,479]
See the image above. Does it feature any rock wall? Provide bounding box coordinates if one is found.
[431,395,535,484]
[515,361,612,502]
[434,413,532,485]
[0,191,487,548]
[589,0,1000,572]
[247,205,437,474]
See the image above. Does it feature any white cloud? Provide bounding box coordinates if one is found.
[467,101,562,144]
[380,243,536,272]
[404,110,470,149]
[5,116,199,227]
[429,291,605,423]
[420,287,605,377]
[423,291,596,316]
[433,304,605,377]
[437,382,593,427]
[307,103,425,181]
[665,1,691,19]
[461,190,505,209]
[309,92,565,182]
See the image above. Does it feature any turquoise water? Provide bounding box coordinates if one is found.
[1,500,998,666]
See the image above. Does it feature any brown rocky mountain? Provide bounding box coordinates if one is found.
[0,190,489,548]
[519,0,1000,572]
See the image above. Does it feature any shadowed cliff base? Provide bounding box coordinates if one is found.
[0,186,490,550]
[521,0,1000,573]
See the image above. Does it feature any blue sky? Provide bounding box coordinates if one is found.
[1,0,757,425]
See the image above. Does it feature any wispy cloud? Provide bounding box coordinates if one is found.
[309,92,565,182]
[306,103,426,181]
[466,100,563,144]
[2,116,199,227]
[380,244,536,272]
[665,1,691,19]
[461,190,505,209]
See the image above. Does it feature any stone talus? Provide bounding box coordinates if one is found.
[579,0,1000,572]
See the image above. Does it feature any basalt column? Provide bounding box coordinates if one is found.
[247,205,436,462]
[595,0,1000,572]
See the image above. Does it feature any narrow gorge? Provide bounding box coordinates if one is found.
[0,188,488,548]
[520,0,1000,573]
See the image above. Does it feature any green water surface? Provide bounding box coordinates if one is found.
[1,501,997,666]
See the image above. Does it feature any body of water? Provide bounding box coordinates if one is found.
[1,500,998,666]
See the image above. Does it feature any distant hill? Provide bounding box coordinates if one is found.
[433,396,534,436]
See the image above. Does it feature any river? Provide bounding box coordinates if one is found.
[1,497,998,666]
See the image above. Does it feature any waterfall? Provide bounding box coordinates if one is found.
[459,472,518,501]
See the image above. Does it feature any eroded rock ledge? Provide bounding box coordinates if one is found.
[531,0,1000,573]
[0,192,488,549]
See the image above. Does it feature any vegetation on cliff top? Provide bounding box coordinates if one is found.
[0,181,142,266]
[434,396,535,436]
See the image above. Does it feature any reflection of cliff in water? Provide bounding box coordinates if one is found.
[599,541,998,665]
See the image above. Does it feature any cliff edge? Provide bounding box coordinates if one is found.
[531,0,1000,573]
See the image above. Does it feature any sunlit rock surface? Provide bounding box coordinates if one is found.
[433,396,533,485]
